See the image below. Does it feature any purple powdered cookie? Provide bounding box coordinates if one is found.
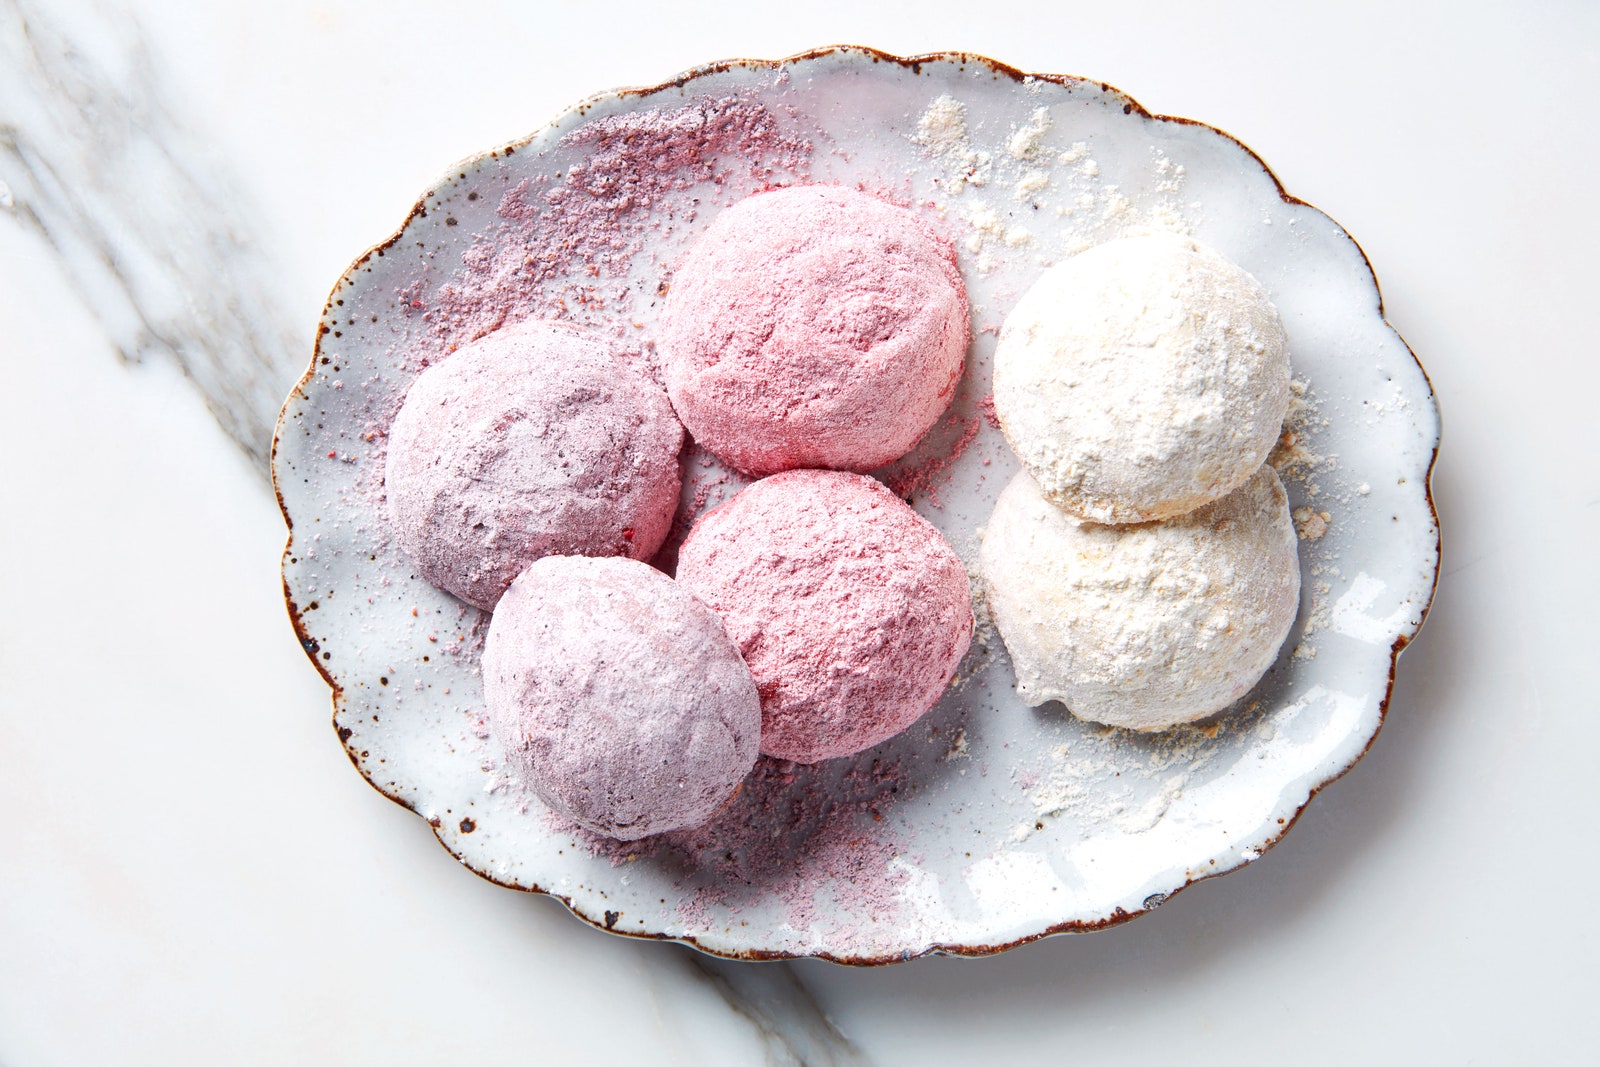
[384,321,683,611]
[484,556,761,841]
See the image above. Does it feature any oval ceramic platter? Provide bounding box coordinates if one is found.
[273,46,1440,964]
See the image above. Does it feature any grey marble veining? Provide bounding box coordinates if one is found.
[0,3,867,1063]
[3,1,1593,1061]
[1,0,300,475]
[683,953,866,1066]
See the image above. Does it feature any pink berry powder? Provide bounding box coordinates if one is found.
[421,94,815,359]
[562,753,914,946]
[676,470,974,763]
[358,94,813,596]
[659,185,969,476]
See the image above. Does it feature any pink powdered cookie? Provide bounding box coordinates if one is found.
[658,185,969,476]
[385,321,682,611]
[484,555,761,841]
[676,470,974,764]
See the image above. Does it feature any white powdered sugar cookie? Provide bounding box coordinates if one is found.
[980,466,1300,731]
[994,233,1291,523]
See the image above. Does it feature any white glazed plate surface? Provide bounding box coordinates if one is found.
[273,47,1440,963]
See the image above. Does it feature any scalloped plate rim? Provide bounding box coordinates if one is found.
[270,43,1442,966]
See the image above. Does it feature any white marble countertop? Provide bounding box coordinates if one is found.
[2,1,1596,1063]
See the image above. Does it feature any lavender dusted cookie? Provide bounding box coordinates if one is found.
[483,555,761,841]
[385,321,682,611]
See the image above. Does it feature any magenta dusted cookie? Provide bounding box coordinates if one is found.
[658,185,969,476]
[676,470,973,764]
[384,321,683,611]
[484,555,761,841]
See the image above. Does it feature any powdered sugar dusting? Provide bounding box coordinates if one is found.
[484,557,760,840]
[1010,702,1272,844]
[1268,378,1345,662]
[911,94,1194,276]
[659,184,967,476]
[678,471,973,764]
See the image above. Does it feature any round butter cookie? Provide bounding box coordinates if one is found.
[981,465,1300,730]
[994,233,1290,523]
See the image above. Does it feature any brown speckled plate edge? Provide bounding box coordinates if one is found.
[270,43,1441,966]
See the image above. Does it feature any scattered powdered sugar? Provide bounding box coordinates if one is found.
[1009,703,1271,843]
[929,528,998,698]
[976,392,1002,429]
[1007,107,1052,160]
[1293,506,1331,541]
[913,95,992,186]
[879,412,981,507]
[910,94,1194,274]
[1270,378,1331,492]
[1268,378,1343,661]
